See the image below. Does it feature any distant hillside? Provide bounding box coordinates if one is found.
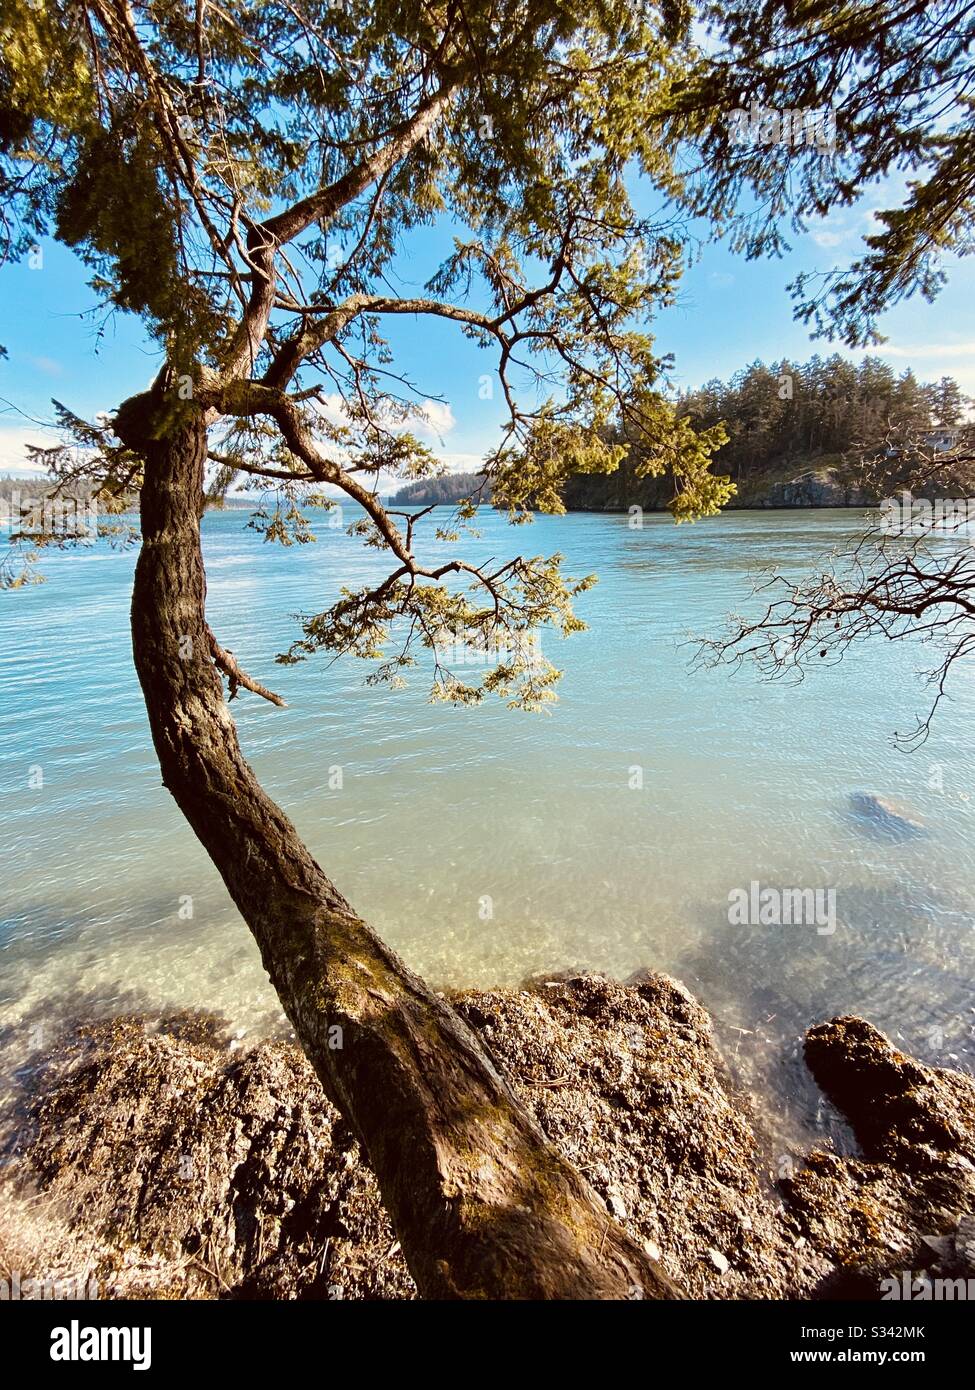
[389,471,490,506]
[0,474,103,501]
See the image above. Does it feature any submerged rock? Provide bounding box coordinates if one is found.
[849,792,926,839]
[1,976,972,1300]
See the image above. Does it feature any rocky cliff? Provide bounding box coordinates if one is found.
[560,458,868,513]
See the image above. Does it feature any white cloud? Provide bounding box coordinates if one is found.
[415,399,455,438]
[25,355,63,377]
[807,202,890,251]
[835,345,975,396]
[431,451,484,473]
[810,228,844,249]
[878,342,975,360]
[316,392,455,440]
[0,424,61,475]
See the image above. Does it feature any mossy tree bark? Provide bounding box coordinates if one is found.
[118,386,680,1300]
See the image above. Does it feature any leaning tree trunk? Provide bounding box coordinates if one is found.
[117,387,679,1300]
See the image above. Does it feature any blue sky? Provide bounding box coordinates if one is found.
[1,174,973,478]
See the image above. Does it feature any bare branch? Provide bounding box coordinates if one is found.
[207,624,287,706]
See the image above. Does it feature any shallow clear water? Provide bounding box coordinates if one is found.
[3,506,974,1149]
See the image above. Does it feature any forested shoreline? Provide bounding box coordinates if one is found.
[389,355,972,511]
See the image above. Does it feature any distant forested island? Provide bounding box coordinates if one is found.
[390,355,971,511]
[0,474,103,501]
[0,474,132,508]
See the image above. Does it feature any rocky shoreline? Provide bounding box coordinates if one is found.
[560,463,868,512]
[1,971,973,1300]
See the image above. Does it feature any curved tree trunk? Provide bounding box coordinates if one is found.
[118,387,679,1300]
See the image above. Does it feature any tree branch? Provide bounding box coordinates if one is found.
[207,624,288,706]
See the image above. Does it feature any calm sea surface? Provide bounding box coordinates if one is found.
[3,506,974,1146]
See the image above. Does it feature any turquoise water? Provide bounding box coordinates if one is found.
[3,506,974,1145]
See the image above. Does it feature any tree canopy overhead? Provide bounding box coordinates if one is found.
[667,0,975,345]
[3,0,748,702]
